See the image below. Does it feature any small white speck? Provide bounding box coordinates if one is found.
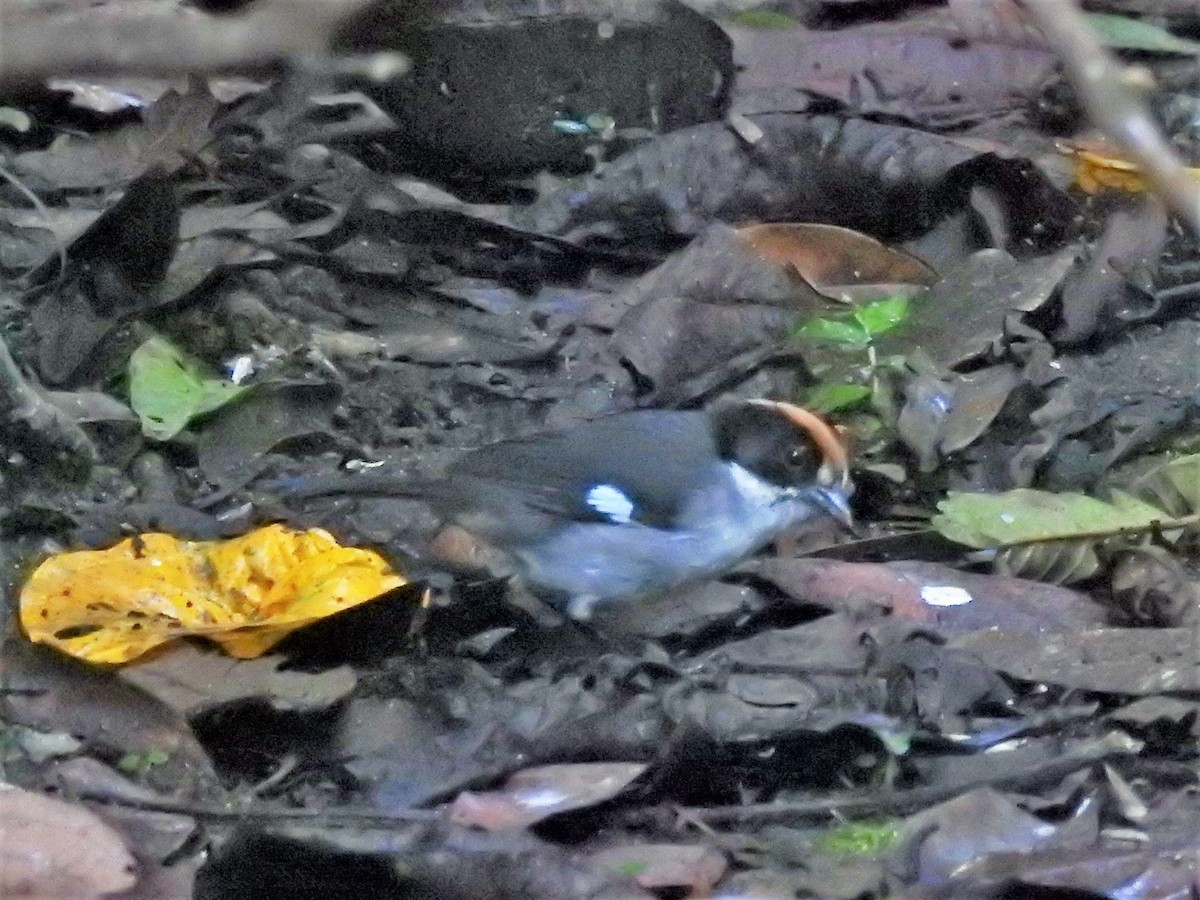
[586,484,634,524]
[922,585,973,607]
[1049,360,1062,369]
[228,355,254,384]
[1000,513,1015,524]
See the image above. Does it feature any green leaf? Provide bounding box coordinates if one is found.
[932,488,1171,549]
[128,336,247,441]
[797,316,870,347]
[1085,13,1200,55]
[805,382,871,414]
[728,9,798,29]
[814,819,901,859]
[852,296,910,337]
[118,748,170,777]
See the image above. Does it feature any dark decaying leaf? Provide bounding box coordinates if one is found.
[353,207,620,284]
[30,288,115,386]
[520,113,1072,245]
[1108,543,1200,626]
[946,0,1038,45]
[750,558,1107,635]
[338,0,732,176]
[600,581,767,640]
[875,246,1078,368]
[11,84,219,190]
[609,294,791,400]
[1026,317,1200,491]
[951,627,1200,693]
[151,233,275,304]
[195,381,341,490]
[903,771,1200,899]
[119,642,357,717]
[335,693,530,811]
[896,365,1023,472]
[895,788,1080,886]
[730,12,1057,125]
[368,304,561,365]
[590,222,831,330]
[0,206,100,273]
[1054,195,1168,343]
[0,641,219,796]
[28,165,182,295]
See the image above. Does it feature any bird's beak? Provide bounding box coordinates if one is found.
[808,485,854,528]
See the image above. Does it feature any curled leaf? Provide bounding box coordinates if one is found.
[995,539,1103,585]
[1127,453,1200,518]
[19,524,406,664]
[128,335,247,440]
[1063,141,1200,196]
[739,223,936,301]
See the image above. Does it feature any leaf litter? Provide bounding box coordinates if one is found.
[1,0,1200,896]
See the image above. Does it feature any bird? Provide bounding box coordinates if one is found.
[283,399,851,621]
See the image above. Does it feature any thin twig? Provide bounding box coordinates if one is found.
[622,730,1141,826]
[1022,0,1200,234]
[75,788,442,827]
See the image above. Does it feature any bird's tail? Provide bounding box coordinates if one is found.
[270,472,439,501]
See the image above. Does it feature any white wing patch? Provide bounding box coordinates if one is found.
[586,484,635,524]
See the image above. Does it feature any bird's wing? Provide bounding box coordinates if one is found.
[447,411,720,530]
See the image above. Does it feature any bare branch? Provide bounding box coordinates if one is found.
[0,0,389,83]
[1023,0,1200,234]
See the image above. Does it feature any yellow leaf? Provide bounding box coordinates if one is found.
[19,525,405,664]
[1060,140,1200,195]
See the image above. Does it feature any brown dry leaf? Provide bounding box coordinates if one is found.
[448,762,648,831]
[738,223,936,301]
[120,642,357,716]
[19,524,406,664]
[590,844,727,893]
[0,785,138,899]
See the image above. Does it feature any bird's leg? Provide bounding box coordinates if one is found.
[503,576,568,629]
